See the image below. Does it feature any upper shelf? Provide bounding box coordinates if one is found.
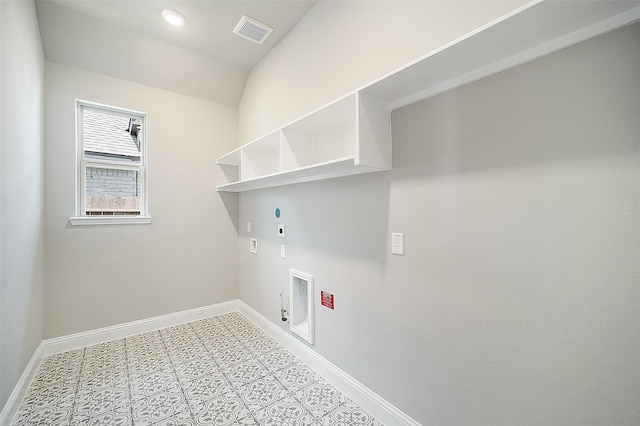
[360,0,640,110]
[217,0,640,193]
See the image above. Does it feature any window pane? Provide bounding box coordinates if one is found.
[85,166,140,215]
[76,101,147,220]
[82,107,142,164]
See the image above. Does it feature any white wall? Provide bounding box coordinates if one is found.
[44,62,239,338]
[236,5,640,425]
[0,0,45,411]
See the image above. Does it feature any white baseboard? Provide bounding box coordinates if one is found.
[43,300,239,355]
[238,301,420,426]
[0,342,44,426]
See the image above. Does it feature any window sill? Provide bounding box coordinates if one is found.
[69,216,152,226]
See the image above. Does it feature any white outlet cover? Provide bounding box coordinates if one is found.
[250,238,258,254]
[277,224,285,238]
[391,233,404,255]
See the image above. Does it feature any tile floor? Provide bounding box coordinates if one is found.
[12,312,383,426]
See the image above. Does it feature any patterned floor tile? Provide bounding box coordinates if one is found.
[79,367,129,390]
[191,322,233,338]
[243,337,282,355]
[161,332,201,350]
[224,359,271,386]
[236,374,292,413]
[194,396,250,426]
[233,326,268,342]
[130,372,181,397]
[75,386,128,416]
[295,379,347,420]
[316,399,385,426]
[202,339,243,356]
[257,348,300,373]
[83,356,128,373]
[164,345,211,362]
[172,356,219,380]
[11,312,383,426]
[85,411,132,426]
[127,342,167,360]
[16,405,73,425]
[40,349,84,368]
[128,355,175,377]
[183,373,237,404]
[132,391,190,424]
[273,363,322,393]
[251,396,320,426]
[126,331,164,346]
[212,345,253,368]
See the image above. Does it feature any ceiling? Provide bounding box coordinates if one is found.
[35,0,318,107]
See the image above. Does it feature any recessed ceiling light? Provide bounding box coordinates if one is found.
[162,10,185,27]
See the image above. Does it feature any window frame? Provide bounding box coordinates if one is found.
[70,100,151,226]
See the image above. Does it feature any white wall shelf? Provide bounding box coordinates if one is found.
[217,92,391,192]
[216,0,640,192]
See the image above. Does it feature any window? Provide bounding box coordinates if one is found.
[71,100,150,225]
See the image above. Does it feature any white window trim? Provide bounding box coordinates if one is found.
[70,100,151,226]
[69,216,152,226]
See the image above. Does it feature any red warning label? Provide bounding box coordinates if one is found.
[321,291,334,310]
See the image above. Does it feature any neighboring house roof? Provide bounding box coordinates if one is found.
[83,108,141,160]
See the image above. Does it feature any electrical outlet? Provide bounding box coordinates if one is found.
[277,224,285,238]
[250,238,258,254]
[391,233,404,255]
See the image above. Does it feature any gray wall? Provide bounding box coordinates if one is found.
[43,62,239,338]
[0,0,45,411]
[238,0,526,143]
[237,22,640,425]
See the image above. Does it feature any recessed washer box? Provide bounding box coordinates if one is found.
[289,269,314,345]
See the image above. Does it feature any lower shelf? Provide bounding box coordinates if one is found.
[216,157,388,192]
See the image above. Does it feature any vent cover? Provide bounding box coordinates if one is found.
[233,15,273,44]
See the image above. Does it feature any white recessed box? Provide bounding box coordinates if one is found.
[289,269,314,345]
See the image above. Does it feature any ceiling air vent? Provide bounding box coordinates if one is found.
[233,15,273,44]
